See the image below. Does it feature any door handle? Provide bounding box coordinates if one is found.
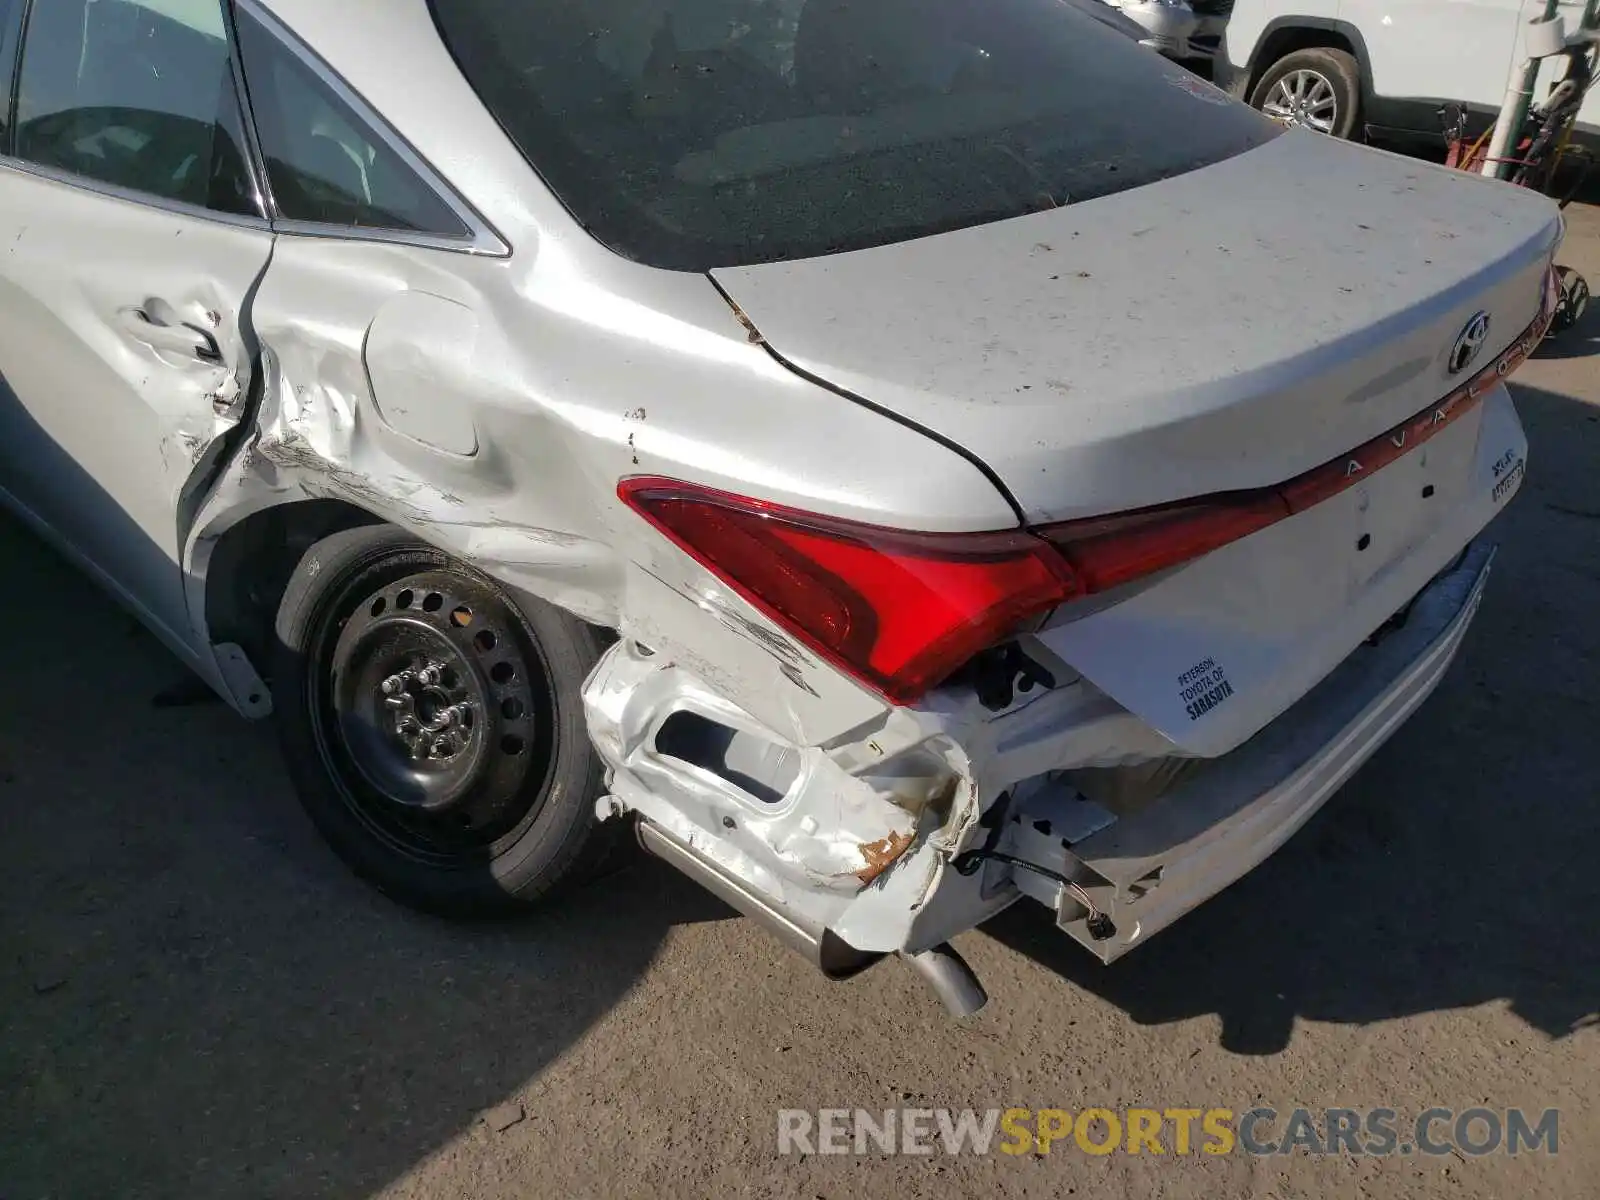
[117,305,223,364]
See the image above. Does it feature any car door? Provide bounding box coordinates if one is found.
[0,0,273,649]
[1346,0,1520,110]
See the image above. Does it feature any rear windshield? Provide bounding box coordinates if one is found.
[431,0,1277,270]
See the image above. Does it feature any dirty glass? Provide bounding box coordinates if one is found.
[234,9,468,236]
[431,0,1276,269]
[13,0,255,214]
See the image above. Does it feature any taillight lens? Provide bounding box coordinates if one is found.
[618,479,1079,704]
[1037,493,1289,594]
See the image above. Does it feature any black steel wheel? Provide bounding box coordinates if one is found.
[316,567,554,860]
[271,525,612,915]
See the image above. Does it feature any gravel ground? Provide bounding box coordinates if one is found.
[3,198,1598,1200]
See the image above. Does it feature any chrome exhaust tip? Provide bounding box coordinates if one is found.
[899,943,989,1018]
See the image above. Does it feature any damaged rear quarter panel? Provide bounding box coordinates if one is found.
[180,228,1027,952]
[171,18,1026,948]
[186,225,1017,738]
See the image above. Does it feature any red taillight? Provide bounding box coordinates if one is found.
[1037,493,1289,594]
[618,479,1079,704]
[622,274,1555,705]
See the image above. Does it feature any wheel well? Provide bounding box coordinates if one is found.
[1248,26,1358,99]
[204,499,387,678]
[204,501,620,683]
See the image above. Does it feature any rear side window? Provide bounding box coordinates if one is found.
[233,9,468,236]
[431,0,1277,270]
[12,0,256,214]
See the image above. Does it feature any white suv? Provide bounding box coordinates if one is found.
[1219,0,1600,141]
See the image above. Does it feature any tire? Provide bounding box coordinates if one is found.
[271,525,613,916]
[1249,47,1362,140]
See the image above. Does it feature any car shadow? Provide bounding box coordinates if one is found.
[0,399,728,1198]
[982,379,1600,1055]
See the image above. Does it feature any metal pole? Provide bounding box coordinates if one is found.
[1482,0,1564,179]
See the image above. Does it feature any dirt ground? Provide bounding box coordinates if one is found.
[3,195,1599,1200]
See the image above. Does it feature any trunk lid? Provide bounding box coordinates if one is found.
[714,131,1555,758]
[711,130,1558,524]
[1031,385,1528,756]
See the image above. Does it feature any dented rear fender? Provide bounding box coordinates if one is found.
[180,238,1016,743]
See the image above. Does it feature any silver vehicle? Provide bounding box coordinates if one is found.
[1102,0,1231,63]
[1064,0,1158,42]
[0,0,1557,1013]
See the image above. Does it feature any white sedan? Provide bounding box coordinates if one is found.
[0,0,1556,1013]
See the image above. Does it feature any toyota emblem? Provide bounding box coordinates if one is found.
[1449,311,1492,375]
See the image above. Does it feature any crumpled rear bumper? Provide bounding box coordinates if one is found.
[584,536,1496,985]
[992,539,1496,962]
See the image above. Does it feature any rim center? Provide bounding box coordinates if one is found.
[380,659,475,764]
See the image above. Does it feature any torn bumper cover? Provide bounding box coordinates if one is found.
[584,540,1495,974]
[994,539,1495,962]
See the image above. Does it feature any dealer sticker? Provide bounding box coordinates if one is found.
[1179,656,1236,721]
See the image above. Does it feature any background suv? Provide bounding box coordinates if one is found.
[1220,0,1600,142]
